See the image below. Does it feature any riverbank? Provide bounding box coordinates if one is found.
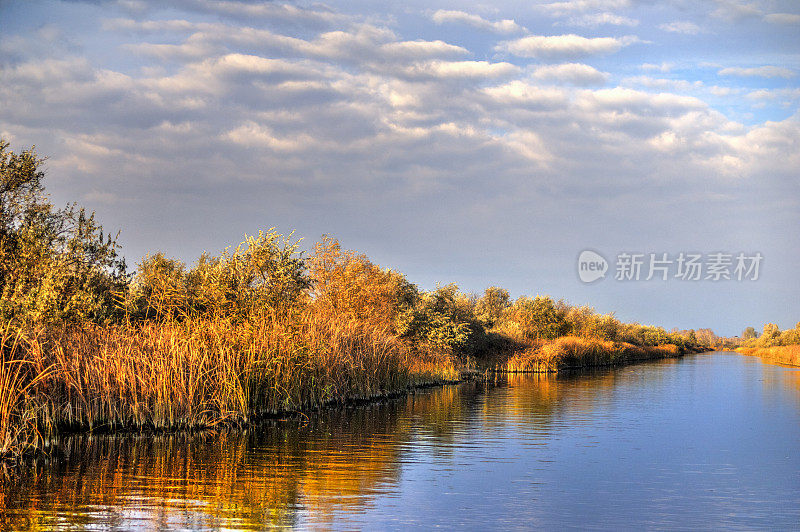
[736,345,800,367]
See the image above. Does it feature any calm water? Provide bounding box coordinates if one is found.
[2,352,799,530]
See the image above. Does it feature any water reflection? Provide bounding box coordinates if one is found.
[1,353,799,530]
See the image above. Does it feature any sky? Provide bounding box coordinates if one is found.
[1,0,798,336]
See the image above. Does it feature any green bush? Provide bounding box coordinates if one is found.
[397,284,482,355]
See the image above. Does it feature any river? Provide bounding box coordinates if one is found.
[1,352,798,530]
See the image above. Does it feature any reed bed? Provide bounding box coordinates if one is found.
[0,312,458,460]
[500,336,682,373]
[736,345,800,367]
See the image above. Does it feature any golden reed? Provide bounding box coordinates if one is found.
[0,312,458,460]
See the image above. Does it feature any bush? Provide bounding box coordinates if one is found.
[125,230,308,321]
[397,284,481,355]
[308,236,416,330]
[500,295,567,341]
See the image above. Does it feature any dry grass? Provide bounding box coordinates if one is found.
[0,311,458,460]
[736,345,800,367]
[0,325,53,458]
[501,335,682,373]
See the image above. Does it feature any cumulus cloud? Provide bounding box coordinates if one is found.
[531,63,609,85]
[746,88,800,101]
[719,66,795,79]
[642,62,673,73]
[576,87,707,116]
[540,0,632,16]
[711,0,762,20]
[497,34,640,59]
[121,20,469,71]
[566,12,639,27]
[709,85,738,96]
[481,81,568,108]
[403,60,520,80]
[658,21,702,35]
[430,10,525,34]
[623,76,703,91]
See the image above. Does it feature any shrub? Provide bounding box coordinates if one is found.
[125,230,308,321]
[500,295,567,342]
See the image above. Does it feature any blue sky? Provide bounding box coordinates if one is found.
[1,0,798,336]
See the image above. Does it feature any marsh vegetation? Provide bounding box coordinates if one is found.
[0,140,708,460]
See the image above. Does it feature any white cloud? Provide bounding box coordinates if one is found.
[577,87,707,115]
[658,21,702,35]
[763,13,800,25]
[566,12,639,27]
[123,21,470,72]
[623,76,703,91]
[719,66,795,79]
[642,62,673,73]
[746,88,800,100]
[531,63,609,85]
[540,0,632,16]
[497,34,640,59]
[497,130,552,164]
[481,81,568,108]
[430,10,525,34]
[712,0,762,20]
[709,86,739,96]
[380,40,469,60]
[405,60,520,79]
[225,121,318,152]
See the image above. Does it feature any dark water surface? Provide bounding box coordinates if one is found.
[2,352,799,530]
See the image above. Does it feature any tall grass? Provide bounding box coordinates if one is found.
[0,325,52,457]
[1,311,456,451]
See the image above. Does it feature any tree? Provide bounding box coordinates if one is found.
[758,323,781,347]
[695,328,718,346]
[742,326,757,340]
[0,140,126,324]
[476,286,510,327]
[506,295,567,341]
